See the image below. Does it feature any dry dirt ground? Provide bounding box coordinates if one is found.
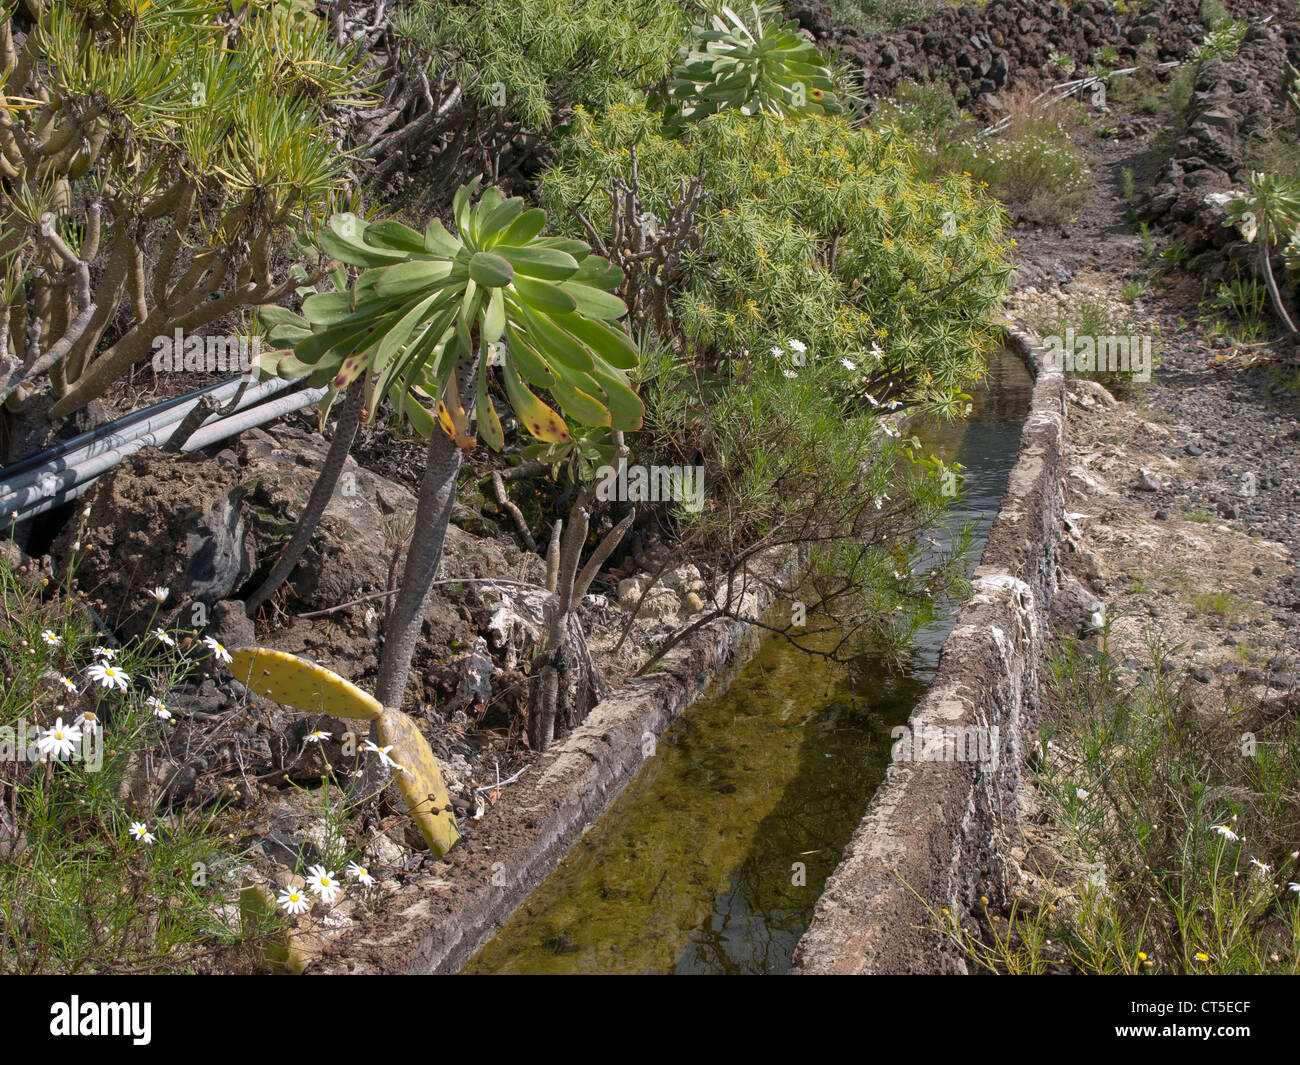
[1004,122,1300,916]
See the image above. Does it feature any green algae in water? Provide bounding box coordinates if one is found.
[465,631,924,974]
[465,347,1033,975]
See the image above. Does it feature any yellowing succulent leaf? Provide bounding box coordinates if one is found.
[502,355,570,443]
[436,371,477,451]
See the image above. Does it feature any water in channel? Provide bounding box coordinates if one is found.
[465,347,1034,975]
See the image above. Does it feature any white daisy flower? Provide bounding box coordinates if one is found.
[782,368,797,378]
[40,630,60,646]
[278,886,310,915]
[770,345,784,359]
[787,339,807,354]
[149,586,169,604]
[92,646,116,660]
[305,864,342,904]
[1249,857,1271,875]
[152,628,175,647]
[202,636,231,664]
[87,662,130,691]
[1210,824,1240,843]
[36,717,81,760]
[839,358,856,372]
[145,696,172,721]
[361,740,405,773]
[1075,788,1090,801]
[129,822,155,844]
[73,710,100,737]
[304,730,332,744]
[57,675,77,693]
[345,861,375,887]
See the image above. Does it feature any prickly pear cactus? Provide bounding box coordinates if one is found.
[378,708,460,855]
[228,648,461,854]
[229,648,383,720]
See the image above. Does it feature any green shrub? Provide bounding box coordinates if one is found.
[540,102,1009,637]
[389,0,688,130]
[543,102,1011,407]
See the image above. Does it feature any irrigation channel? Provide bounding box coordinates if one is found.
[465,345,1035,975]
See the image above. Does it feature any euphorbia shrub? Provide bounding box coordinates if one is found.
[540,102,1013,643]
[541,102,1013,413]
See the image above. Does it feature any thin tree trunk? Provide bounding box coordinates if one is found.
[245,380,365,617]
[1260,240,1299,339]
[374,405,465,709]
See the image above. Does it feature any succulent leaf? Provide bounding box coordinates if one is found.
[226,648,461,856]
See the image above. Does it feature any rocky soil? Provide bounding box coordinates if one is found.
[995,23,1300,923]
[1008,140,1300,683]
[791,0,1289,109]
[9,389,727,963]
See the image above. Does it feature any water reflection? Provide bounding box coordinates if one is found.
[465,349,1034,975]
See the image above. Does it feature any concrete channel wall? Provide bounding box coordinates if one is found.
[790,328,1067,974]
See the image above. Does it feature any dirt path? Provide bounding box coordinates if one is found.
[1009,123,1299,696]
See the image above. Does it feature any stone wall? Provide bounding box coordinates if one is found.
[787,0,1255,108]
[790,330,1067,974]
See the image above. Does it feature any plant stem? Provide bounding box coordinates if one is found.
[373,410,464,709]
[245,380,365,617]
[1259,239,1299,340]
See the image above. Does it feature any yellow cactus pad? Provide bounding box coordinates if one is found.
[227,646,460,856]
[378,708,461,855]
[228,648,383,721]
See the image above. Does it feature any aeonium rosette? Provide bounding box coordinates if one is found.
[255,180,644,447]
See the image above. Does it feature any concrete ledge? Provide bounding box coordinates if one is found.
[305,553,796,974]
[790,328,1067,974]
